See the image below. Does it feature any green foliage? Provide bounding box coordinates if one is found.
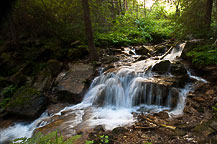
[99,135,109,144]
[186,43,217,66]
[7,87,39,108]
[95,10,174,47]
[12,131,81,144]
[85,140,94,144]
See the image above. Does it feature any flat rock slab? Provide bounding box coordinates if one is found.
[55,63,94,103]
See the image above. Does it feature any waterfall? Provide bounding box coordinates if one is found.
[0,42,204,143]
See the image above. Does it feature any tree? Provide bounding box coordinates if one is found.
[81,0,99,61]
[205,0,214,30]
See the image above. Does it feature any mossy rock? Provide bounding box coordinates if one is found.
[6,87,48,119]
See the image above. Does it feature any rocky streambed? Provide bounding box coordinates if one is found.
[0,39,217,144]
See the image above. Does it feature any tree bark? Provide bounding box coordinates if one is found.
[205,0,214,30]
[81,0,98,61]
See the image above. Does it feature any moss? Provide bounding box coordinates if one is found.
[7,87,40,108]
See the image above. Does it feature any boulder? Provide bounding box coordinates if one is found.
[6,87,48,119]
[152,60,171,74]
[170,62,187,76]
[55,63,94,104]
[32,59,62,91]
[32,68,53,91]
[135,46,149,55]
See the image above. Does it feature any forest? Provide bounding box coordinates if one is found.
[0,0,217,144]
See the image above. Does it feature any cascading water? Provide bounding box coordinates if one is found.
[0,42,205,143]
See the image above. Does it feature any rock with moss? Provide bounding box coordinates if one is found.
[5,87,48,119]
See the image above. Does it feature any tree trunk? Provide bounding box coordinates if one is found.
[81,0,98,61]
[205,0,213,30]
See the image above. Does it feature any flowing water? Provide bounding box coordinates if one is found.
[0,43,207,143]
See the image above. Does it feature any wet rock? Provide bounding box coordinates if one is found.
[6,87,48,119]
[171,88,179,109]
[152,60,171,74]
[55,63,94,104]
[135,46,149,55]
[170,62,187,76]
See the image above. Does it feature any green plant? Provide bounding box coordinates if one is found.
[99,135,109,144]
[85,140,94,144]
[186,44,217,66]
[12,131,81,144]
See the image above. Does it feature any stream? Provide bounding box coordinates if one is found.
[0,42,208,143]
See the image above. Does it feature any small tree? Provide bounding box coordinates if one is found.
[81,0,99,61]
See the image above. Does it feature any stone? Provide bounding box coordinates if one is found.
[6,87,48,119]
[170,62,187,76]
[134,55,148,62]
[135,46,149,55]
[171,88,179,109]
[32,68,53,91]
[172,74,190,88]
[152,60,171,74]
[55,63,94,104]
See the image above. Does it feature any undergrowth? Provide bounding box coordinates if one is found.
[187,43,217,66]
